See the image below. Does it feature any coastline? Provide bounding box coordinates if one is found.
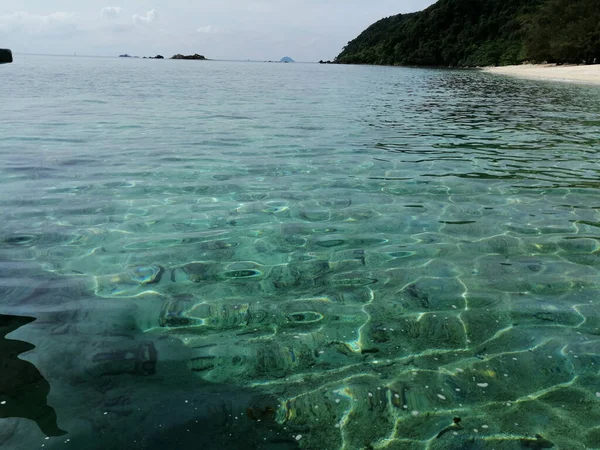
[483,64,600,85]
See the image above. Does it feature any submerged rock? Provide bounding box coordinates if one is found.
[521,434,555,448]
[89,341,157,376]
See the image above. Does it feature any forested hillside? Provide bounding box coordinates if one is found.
[526,0,600,64]
[335,0,599,67]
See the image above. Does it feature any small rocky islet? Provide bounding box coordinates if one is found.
[119,53,207,60]
[170,53,207,60]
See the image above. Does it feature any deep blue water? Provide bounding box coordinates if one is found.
[1,55,600,449]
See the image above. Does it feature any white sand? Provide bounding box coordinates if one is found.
[483,64,600,85]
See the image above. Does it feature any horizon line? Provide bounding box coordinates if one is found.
[12,52,327,64]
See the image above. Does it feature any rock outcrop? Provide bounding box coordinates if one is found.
[171,53,207,60]
[0,48,12,64]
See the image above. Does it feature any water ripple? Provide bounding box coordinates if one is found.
[1,57,600,449]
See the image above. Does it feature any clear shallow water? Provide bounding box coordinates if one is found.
[1,55,600,450]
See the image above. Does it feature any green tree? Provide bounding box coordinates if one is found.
[335,0,600,67]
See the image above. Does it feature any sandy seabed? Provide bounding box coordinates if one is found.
[483,63,600,84]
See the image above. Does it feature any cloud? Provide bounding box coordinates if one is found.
[132,9,158,26]
[0,11,77,34]
[196,25,218,34]
[101,7,122,21]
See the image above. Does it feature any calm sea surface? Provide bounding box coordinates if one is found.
[1,55,600,450]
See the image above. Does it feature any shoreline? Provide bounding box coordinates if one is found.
[483,64,600,85]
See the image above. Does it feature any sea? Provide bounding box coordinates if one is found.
[1,54,600,450]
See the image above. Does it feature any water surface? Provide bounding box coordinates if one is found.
[1,55,600,449]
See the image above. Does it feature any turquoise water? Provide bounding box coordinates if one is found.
[1,55,600,449]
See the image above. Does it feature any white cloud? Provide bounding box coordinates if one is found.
[197,25,218,34]
[132,9,158,26]
[0,1,438,60]
[0,11,77,34]
[101,7,122,21]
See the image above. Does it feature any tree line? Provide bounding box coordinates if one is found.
[335,0,599,66]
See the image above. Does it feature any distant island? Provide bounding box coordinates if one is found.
[120,54,164,59]
[171,54,207,60]
[280,57,295,63]
[119,54,207,60]
[335,0,599,67]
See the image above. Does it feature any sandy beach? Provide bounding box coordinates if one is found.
[483,64,600,85]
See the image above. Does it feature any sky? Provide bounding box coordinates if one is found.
[0,1,436,61]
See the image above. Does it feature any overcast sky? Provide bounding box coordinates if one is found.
[0,1,436,61]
